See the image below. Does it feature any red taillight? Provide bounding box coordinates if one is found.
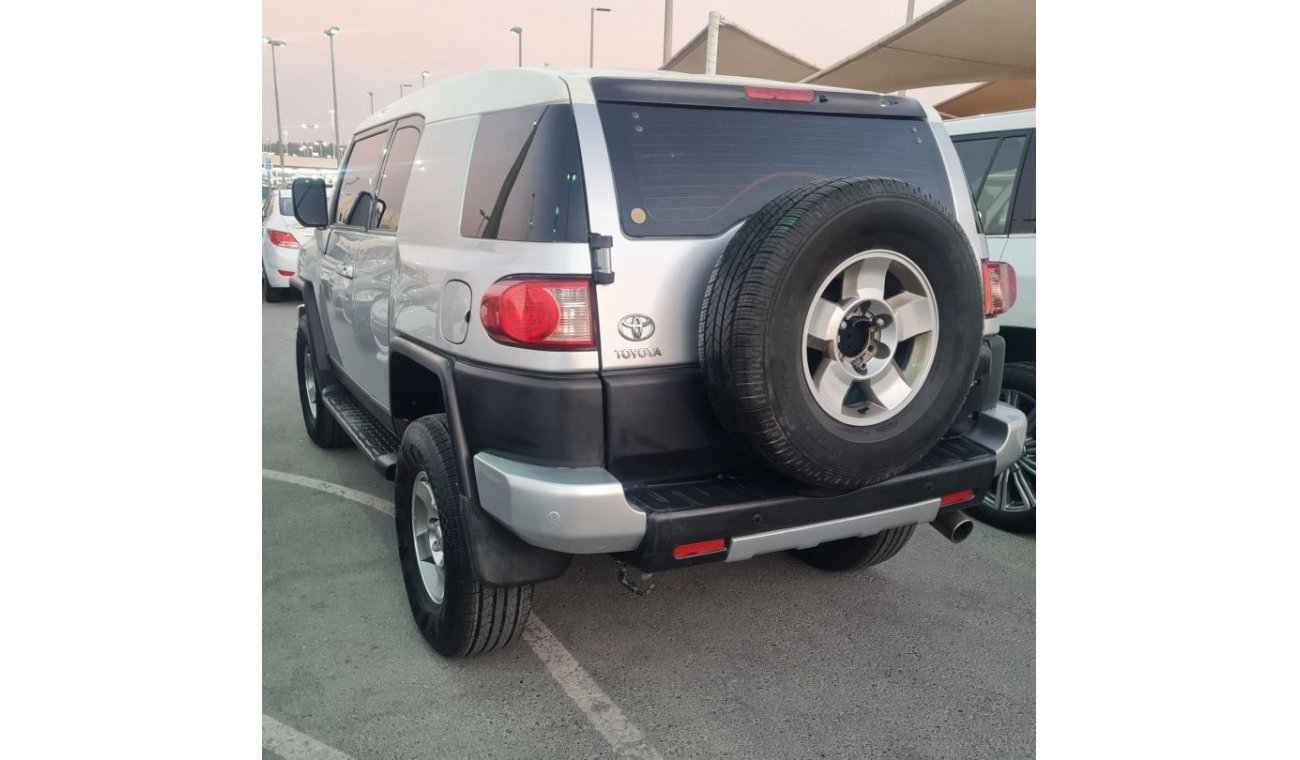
[673,538,727,560]
[277,269,294,277]
[267,229,298,248]
[481,278,595,348]
[940,489,975,507]
[982,261,1017,317]
[743,85,816,102]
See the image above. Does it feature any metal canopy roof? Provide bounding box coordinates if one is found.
[661,20,819,82]
[804,0,1035,92]
[935,78,1036,118]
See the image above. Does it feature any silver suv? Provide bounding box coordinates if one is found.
[289,69,1026,658]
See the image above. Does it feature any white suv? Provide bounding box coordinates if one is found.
[945,109,1036,532]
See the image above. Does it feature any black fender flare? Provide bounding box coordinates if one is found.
[389,336,573,586]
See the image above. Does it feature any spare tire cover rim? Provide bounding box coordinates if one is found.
[801,249,939,426]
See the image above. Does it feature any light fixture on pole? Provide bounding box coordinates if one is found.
[589,8,611,68]
[421,70,430,88]
[509,26,523,67]
[263,36,288,168]
[323,27,341,163]
[367,90,374,114]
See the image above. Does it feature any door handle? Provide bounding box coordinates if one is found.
[324,260,354,279]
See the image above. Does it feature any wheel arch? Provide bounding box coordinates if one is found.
[388,336,574,587]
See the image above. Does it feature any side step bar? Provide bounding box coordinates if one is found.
[319,385,400,479]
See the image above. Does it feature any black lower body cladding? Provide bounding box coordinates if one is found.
[699,177,984,490]
[453,362,604,468]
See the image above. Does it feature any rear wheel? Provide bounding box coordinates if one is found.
[296,321,349,448]
[793,525,917,572]
[395,414,534,657]
[970,362,1036,533]
[263,272,286,303]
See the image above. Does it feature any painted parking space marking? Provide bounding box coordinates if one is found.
[263,714,354,760]
[523,616,664,759]
[262,469,663,760]
[262,469,393,516]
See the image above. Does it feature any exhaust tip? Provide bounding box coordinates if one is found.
[950,518,974,543]
[930,510,975,543]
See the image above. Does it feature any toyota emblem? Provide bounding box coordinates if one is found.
[617,314,655,341]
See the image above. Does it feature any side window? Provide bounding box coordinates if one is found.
[975,136,1026,236]
[374,117,423,232]
[953,138,1000,196]
[461,104,588,243]
[335,128,391,227]
[1010,132,1035,234]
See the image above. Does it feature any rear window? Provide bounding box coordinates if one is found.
[598,104,953,238]
[278,196,294,216]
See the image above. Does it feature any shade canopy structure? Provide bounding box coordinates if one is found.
[661,19,818,82]
[935,78,1035,117]
[804,0,1035,93]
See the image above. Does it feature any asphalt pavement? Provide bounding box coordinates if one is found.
[262,296,1035,760]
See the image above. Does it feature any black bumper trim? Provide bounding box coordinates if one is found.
[616,436,995,572]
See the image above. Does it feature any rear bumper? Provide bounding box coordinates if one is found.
[473,401,1027,570]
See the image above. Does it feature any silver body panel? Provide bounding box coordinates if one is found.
[967,401,1028,474]
[473,452,647,554]
[303,69,993,398]
[725,498,941,562]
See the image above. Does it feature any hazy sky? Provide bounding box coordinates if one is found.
[261,0,954,146]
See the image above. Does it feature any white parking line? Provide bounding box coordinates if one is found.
[262,469,393,516]
[262,469,664,760]
[523,616,665,760]
[263,714,354,760]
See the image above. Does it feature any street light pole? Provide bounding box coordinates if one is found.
[663,0,673,64]
[589,8,611,68]
[400,83,412,97]
[367,91,374,114]
[509,27,523,67]
[263,37,287,169]
[421,70,430,88]
[324,27,341,164]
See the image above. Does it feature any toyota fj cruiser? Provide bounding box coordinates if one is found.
[288,69,1027,658]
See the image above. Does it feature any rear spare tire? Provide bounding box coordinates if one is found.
[699,178,983,490]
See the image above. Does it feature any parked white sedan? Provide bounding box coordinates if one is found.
[261,188,313,302]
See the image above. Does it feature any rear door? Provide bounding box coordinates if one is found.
[579,80,957,371]
[319,124,392,405]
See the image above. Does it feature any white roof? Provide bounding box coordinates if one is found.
[353,67,895,136]
[942,108,1035,135]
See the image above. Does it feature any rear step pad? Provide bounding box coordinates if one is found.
[320,385,400,479]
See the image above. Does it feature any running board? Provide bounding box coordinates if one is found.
[320,385,400,480]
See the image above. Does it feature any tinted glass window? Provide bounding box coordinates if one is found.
[375,117,423,232]
[335,128,390,227]
[598,104,953,237]
[461,104,588,243]
[278,196,294,216]
[975,136,1026,236]
[953,138,999,195]
[1010,134,1035,234]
